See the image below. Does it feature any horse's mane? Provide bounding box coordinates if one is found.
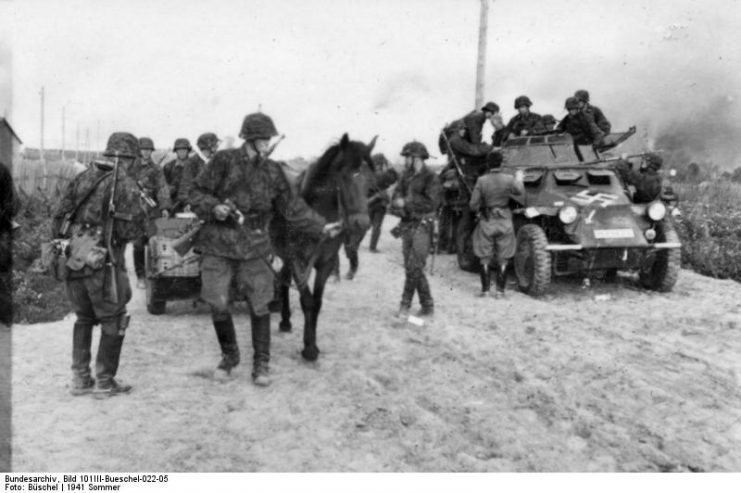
[300,142,342,196]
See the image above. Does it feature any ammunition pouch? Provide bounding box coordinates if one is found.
[66,228,107,271]
[41,239,70,281]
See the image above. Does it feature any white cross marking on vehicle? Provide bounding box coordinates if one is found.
[570,190,619,207]
[584,210,596,224]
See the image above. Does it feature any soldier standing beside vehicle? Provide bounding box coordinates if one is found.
[505,95,546,140]
[190,113,340,386]
[615,152,664,203]
[391,141,441,318]
[469,152,524,298]
[163,138,192,213]
[51,132,148,397]
[574,89,611,134]
[557,97,606,146]
[129,137,171,289]
[177,132,219,213]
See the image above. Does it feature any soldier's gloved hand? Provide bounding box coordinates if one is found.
[213,204,231,221]
[393,198,405,209]
[322,222,343,238]
[161,209,170,219]
[514,170,524,182]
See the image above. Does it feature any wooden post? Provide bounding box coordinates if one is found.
[475,0,490,109]
[39,86,45,161]
[61,106,66,160]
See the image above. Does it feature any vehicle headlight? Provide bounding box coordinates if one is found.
[647,202,666,221]
[558,205,578,224]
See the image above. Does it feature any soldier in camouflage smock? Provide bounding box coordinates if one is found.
[52,132,147,397]
[557,97,606,146]
[391,141,442,318]
[615,152,664,203]
[128,137,171,287]
[505,95,546,140]
[177,132,219,211]
[163,138,192,213]
[190,113,335,386]
[575,89,611,134]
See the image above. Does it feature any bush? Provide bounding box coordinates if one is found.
[11,189,71,324]
[674,180,741,282]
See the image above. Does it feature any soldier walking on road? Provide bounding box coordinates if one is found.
[163,138,192,213]
[177,132,219,213]
[190,113,339,386]
[391,141,442,318]
[469,152,524,298]
[52,133,148,397]
[129,137,171,288]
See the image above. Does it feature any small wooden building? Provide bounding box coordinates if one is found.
[0,118,22,172]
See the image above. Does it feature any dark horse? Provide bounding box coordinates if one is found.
[270,134,377,361]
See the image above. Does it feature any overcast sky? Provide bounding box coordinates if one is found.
[2,0,740,165]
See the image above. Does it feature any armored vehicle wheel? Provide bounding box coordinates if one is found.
[515,224,551,296]
[640,219,680,292]
[456,212,477,272]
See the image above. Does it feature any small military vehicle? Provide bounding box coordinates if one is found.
[457,132,681,295]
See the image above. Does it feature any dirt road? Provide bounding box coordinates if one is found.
[11,222,741,471]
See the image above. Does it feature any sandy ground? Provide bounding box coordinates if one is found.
[11,220,741,472]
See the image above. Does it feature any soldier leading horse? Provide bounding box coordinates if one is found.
[271,134,377,361]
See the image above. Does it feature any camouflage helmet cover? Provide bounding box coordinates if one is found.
[239,113,278,141]
[196,132,220,151]
[138,137,155,151]
[481,101,500,114]
[400,141,429,159]
[104,132,139,158]
[173,138,192,151]
[514,95,533,109]
[541,114,557,125]
[371,153,389,168]
[574,89,590,103]
[565,97,580,110]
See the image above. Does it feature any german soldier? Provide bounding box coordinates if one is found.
[177,132,219,212]
[190,113,338,386]
[505,95,546,140]
[469,152,524,298]
[129,137,171,288]
[557,97,606,146]
[615,152,664,203]
[52,132,147,396]
[367,153,399,253]
[574,89,611,134]
[163,138,192,213]
[391,141,442,318]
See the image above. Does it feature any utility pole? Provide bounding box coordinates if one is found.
[475,0,490,109]
[62,106,66,160]
[40,86,45,161]
[76,122,80,162]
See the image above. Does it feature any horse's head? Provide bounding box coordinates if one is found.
[302,133,378,232]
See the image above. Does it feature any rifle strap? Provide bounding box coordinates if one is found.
[62,171,113,229]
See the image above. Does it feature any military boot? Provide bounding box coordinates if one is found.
[479,264,491,297]
[71,322,95,395]
[494,264,508,298]
[416,275,434,317]
[213,316,240,378]
[345,250,358,280]
[398,276,415,318]
[94,332,131,398]
[250,314,272,387]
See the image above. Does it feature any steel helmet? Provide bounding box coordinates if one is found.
[103,132,139,158]
[196,132,220,151]
[565,97,580,110]
[574,89,590,103]
[239,113,278,141]
[138,137,155,151]
[514,95,533,109]
[173,138,192,151]
[400,141,429,159]
[481,101,500,114]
